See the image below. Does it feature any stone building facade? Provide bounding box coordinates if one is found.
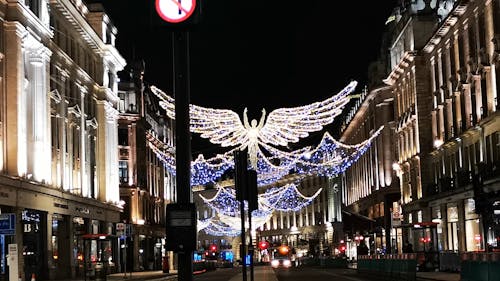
[0,0,126,280]
[341,0,500,266]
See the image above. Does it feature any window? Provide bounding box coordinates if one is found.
[447,204,459,251]
[118,128,128,146]
[464,199,482,251]
[119,161,128,183]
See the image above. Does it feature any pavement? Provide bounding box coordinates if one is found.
[416,271,460,281]
[53,267,461,281]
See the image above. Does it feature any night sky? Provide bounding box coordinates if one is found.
[96,0,399,154]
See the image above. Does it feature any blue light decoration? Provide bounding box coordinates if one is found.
[148,127,382,188]
[199,186,241,216]
[190,154,234,186]
[294,127,383,177]
[148,139,234,186]
[259,183,322,212]
[197,183,320,234]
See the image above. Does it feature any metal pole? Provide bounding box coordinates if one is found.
[123,240,127,278]
[248,209,254,281]
[240,199,247,281]
[173,30,193,281]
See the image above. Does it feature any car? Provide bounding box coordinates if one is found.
[270,257,292,269]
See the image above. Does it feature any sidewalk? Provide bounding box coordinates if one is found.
[107,270,178,281]
[348,262,460,281]
[416,271,460,281]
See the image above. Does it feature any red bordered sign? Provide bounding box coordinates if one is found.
[155,0,197,23]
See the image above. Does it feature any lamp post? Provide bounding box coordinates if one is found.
[290,226,299,248]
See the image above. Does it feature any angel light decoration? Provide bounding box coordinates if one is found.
[150,81,358,169]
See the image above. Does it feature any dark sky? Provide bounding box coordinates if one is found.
[96,0,399,154]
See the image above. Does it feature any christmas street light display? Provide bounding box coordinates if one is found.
[150,81,357,169]
[198,217,241,237]
[148,82,384,236]
[148,126,382,186]
[199,183,320,217]
[196,183,296,236]
[197,182,322,235]
[259,183,323,212]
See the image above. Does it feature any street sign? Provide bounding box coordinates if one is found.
[155,0,196,23]
[392,211,401,227]
[116,222,125,231]
[0,213,15,235]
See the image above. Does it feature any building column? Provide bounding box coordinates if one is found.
[23,34,52,184]
[4,22,27,176]
[463,84,472,128]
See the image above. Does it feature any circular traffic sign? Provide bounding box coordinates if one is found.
[155,0,196,23]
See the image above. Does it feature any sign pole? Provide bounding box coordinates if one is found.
[173,29,193,281]
[155,2,199,281]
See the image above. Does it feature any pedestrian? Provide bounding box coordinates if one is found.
[403,241,413,253]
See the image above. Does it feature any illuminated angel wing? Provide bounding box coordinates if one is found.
[190,106,248,147]
[258,81,357,146]
[150,86,248,147]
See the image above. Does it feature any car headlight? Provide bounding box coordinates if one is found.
[283,259,291,267]
[271,260,280,267]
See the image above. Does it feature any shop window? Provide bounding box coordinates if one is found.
[447,204,459,251]
[464,199,482,251]
[431,207,444,251]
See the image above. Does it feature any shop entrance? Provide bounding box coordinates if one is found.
[82,234,117,281]
[400,222,439,271]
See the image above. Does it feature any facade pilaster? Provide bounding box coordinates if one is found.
[4,22,28,176]
[463,84,472,128]
[473,75,483,122]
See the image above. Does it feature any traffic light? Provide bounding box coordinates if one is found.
[209,244,217,252]
[258,241,269,250]
[339,240,346,253]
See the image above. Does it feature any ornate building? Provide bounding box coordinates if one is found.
[116,61,176,272]
[0,0,125,280]
[341,0,500,267]
[339,82,400,257]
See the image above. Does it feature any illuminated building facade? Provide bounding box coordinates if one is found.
[342,0,500,264]
[0,1,125,280]
[117,62,176,271]
[339,83,400,257]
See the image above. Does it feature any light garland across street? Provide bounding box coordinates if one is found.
[148,81,384,236]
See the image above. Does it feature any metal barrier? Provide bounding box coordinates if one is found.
[440,251,460,272]
[460,252,500,281]
[357,254,416,281]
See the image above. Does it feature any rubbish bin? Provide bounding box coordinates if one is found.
[162,256,169,273]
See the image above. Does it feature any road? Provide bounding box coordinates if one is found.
[192,265,379,281]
